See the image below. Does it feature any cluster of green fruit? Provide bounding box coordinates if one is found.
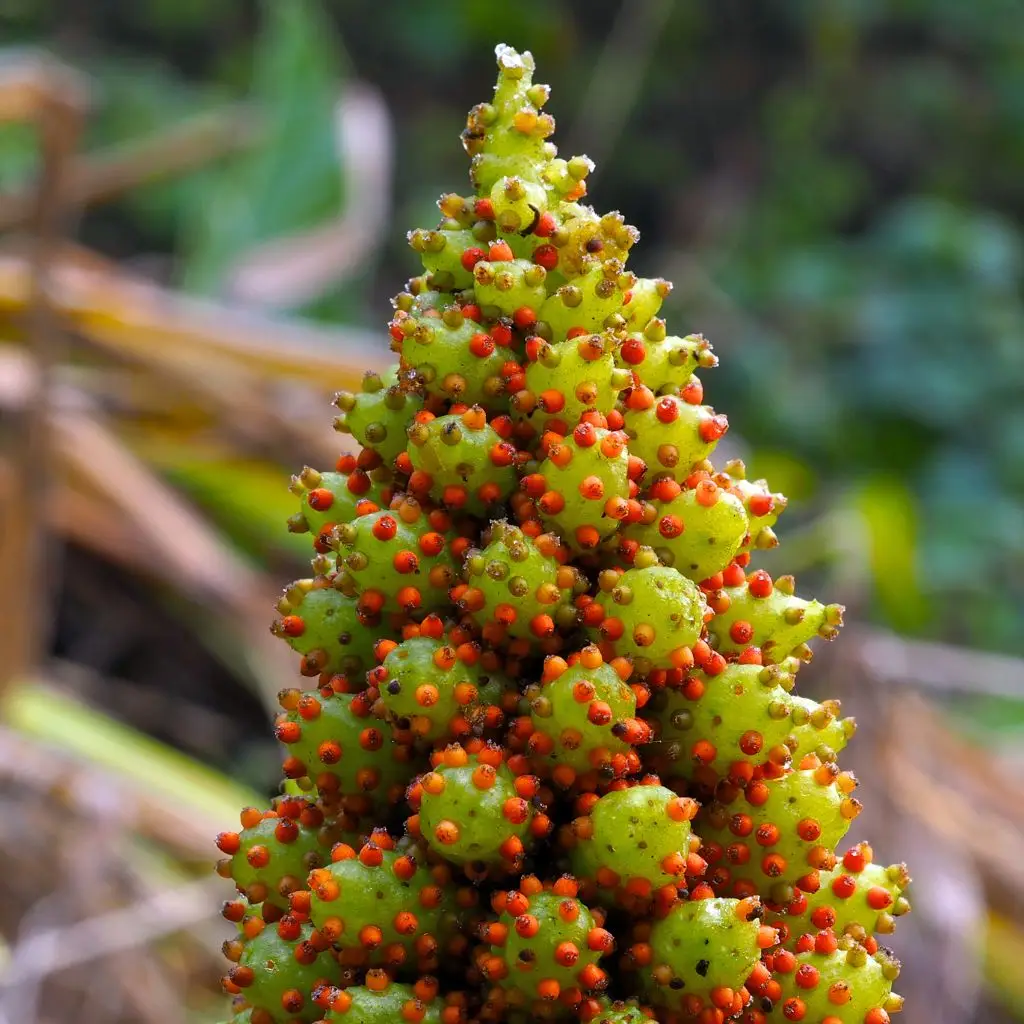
[216,45,910,1024]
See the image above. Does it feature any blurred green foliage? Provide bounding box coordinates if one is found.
[2,0,1021,654]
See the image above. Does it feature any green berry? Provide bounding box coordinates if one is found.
[764,939,903,1023]
[216,803,328,909]
[623,391,727,478]
[641,897,766,1017]
[287,458,392,548]
[717,460,788,553]
[539,264,632,339]
[643,662,855,784]
[565,784,698,910]
[518,334,631,432]
[307,842,457,970]
[459,522,583,644]
[621,278,672,330]
[334,367,423,465]
[376,631,504,743]
[589,562,708,673]
[769,842,911,949]
[332,502,457,614]
[319,974,462,1024]
[578,999,652,1024]
[620,475,749,582]
[473,257,547,318]
[275,689,416,812]
[481,880,611,1008]
[528,426,630,553]
[616,322,717,395]
[392,305,512,408]
[524,646,645,783]
[272,582,382,677]
[709,569,844,663]
[225,918,340,1023]
[698,762,862,899]
[407,408,518,513]
[412,744,536,868]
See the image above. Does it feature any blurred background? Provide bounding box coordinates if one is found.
[0,1,1022,1022]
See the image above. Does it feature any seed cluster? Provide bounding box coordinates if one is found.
[217,44,910,1024]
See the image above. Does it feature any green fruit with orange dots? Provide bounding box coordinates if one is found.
[372,618,506,742]
[405,406,519,514]
[758,935,904,1024]
[316,971,467,1024]
[274,688,417,812]
[587,555,709,674]
[333,366,423,466]
[457,521,585,648]
[643,661,855,787]
[697,757,863,901]
[330,499,460,615]
[562,783,703,913]
[221,915,341,1024]
[766,842,912,950]
[408,742,546,871]
[305,836,459,972]
[272,581,385,678]
[518,645,648,787]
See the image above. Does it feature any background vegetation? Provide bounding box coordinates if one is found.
[0,3,1021,1023]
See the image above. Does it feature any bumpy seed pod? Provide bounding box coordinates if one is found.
[768,844,911,949]
[332,502,459,614]
[615,319,718,395]
[391,302,514,408]
[472,255,548,319]
[588,560,708,673]
[623,389,728,479]
[458,522,583,644]
[698,759,862,901]
[318,972,464,1024]
[520,645,647,786]
[636,897,776,1019]
[480,876,611,1010]
[272,581,383,677]
[374,629,504,742]
[715,460,788,553]
[643,662,855,786]
[406,408,519,513]
[543,205,639,281]
[288,456,393,550]
[621,278,673,330]
[708,567,844,664]
[410,227,481,290]
[760,937,903,1024]
[564,784,701,911]
[334,367,423,465]
[517,334,632,435]
[216,803,329,909]
[222,917,341,1024]
[523,423,631,552]
[620,473,750,582]
[408,743,540,869]
[275,689,417,810]
[306,841,456,970]
[539,263,633,338]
